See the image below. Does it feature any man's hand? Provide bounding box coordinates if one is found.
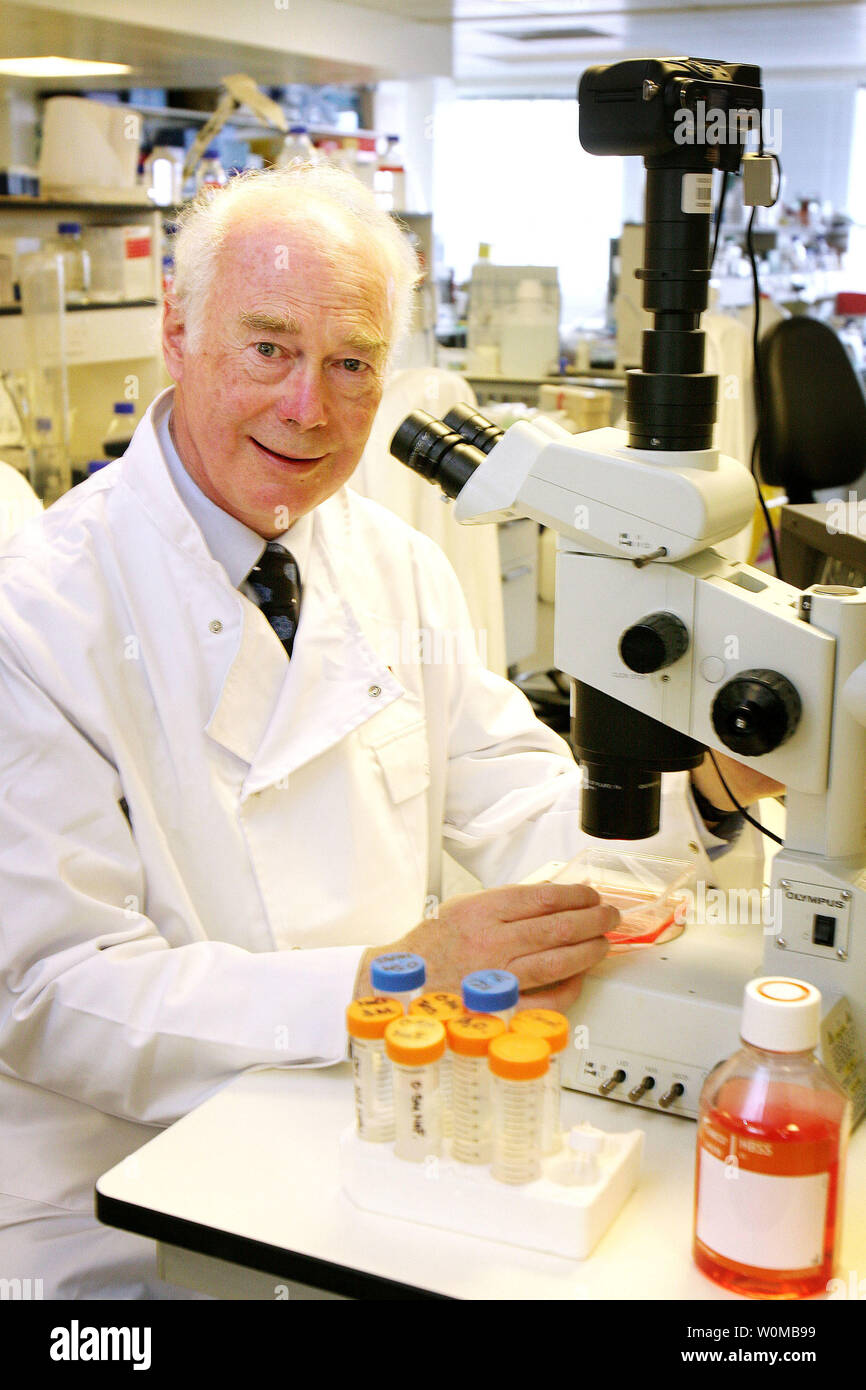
[691,750,785,815]
[354,882,617,1013]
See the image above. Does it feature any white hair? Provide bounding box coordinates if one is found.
[170,161,421,364]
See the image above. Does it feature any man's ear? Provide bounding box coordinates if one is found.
[162,297,186,382]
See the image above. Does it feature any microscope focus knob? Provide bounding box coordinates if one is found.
[711,669,801,756]
[619,612,689,674]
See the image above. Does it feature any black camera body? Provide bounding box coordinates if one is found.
[578,57,763,172]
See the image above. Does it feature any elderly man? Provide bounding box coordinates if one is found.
[0,163,773,1298]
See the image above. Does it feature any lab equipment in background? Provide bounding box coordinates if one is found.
[346,997,403,1143]
[489,1032,549,1185]
[446,1013,507,1164]
[18,250,71,504]
[537,384,612,433]
[49,223,89,305]
[510,1010,569,1153]
[143,147,185,206]
[181,74,288,189]
[38,97,142,197]
[462,968,519,1024]
[694,977,850,1298]
[374,135,406,212]
[385,1016,445,1162]
[370,952,426,1008]
[82,226,155,303]
[103,402,137,459]
[196,148,227,194]
[409,992,465,1136]
[467,263,561,377]
[499,279,560,379]
[0,372,33,478]
[278,126,317,167]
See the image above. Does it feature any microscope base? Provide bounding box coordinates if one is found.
[562,918,757,1118]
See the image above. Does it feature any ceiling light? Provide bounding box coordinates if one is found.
[0,57,132,78]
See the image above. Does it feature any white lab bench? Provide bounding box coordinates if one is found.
[96,1062,866,1302]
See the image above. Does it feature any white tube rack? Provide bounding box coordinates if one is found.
[339,1124,643,1260]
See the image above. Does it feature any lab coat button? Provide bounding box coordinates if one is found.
[209,620,223,634]
[368,684,382,698]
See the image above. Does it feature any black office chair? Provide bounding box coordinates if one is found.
[757,315,866,504]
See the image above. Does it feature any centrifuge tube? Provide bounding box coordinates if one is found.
[446,1013,506,1164]
[509,1009,569,1153]
[462,968,519,1024]
[346,996,404,1142]
[488,1033,550,1185]
[370,952,426,1008]
[384,1015,446,1162]
[409,993,465,1136]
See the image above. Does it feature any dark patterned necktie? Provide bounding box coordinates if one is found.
[248,542,302,658]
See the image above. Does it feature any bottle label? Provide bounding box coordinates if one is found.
[696,1122,831,1272]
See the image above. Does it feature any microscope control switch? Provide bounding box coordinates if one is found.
[711,669,801,756]
[619,612,690,674]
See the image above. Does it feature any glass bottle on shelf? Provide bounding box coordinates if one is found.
[49,222,90,305]
[195,148,227,194]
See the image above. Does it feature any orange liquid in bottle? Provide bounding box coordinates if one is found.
[694,1078,847,1299]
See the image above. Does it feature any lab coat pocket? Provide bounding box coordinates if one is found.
[366,721,432,891]
[370,723,431,805]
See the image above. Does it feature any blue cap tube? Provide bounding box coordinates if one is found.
[370,953,426,995]
[461,969,520,1014]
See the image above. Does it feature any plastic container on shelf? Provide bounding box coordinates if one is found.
[346,996,403,1143]
[544,848,695,952]
[489,1032,550,1185]
[693,977,851,1299]
[49,222,90,305]
[499,278,560,378]
[461,969,520,1024]
[385,1015,446,1162]
[509,1009,569,1154]
[447,1013,507,1164]
[144,146,185,206]
[353,137,378,190]
[278,126,317,167]
[374,134,406,212]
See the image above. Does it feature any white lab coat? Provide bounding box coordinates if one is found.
[0,388,763,1297]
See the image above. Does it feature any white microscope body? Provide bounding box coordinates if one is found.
[448,415,866,1122]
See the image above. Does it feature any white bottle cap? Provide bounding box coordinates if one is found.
[741,976,822,1052]
[568,1123,606,1155]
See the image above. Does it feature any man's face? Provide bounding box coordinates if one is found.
[163,212,391,538]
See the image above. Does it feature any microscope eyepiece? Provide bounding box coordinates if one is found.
[390,410,487,500]
[443,404,505,455]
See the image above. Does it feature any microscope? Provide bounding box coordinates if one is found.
[391,58,866,1124]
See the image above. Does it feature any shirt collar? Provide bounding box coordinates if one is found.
[153,389,314,586]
